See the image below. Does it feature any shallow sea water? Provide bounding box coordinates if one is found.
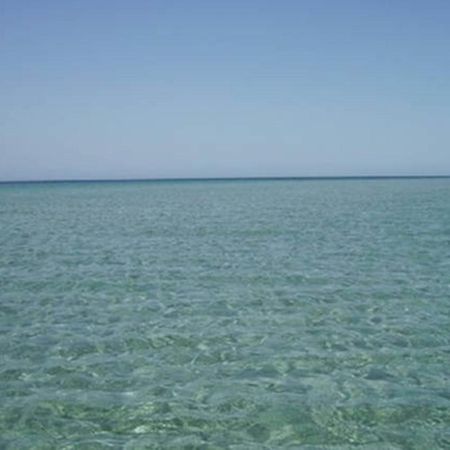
[0,178,449,449]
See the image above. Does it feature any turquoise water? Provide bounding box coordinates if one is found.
[1,178,449,449]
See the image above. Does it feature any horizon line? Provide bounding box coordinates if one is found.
[1,174,450,184]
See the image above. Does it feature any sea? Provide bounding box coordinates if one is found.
[1,178,449,449]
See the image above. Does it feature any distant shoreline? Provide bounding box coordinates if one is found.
[1,175,450,185]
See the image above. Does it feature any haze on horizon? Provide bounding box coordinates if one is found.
[1,0,449,182]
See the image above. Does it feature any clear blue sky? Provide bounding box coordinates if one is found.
[1,0,449,181]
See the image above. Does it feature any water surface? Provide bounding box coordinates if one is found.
[1,178,449,448]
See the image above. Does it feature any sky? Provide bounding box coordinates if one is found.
[1,0,449,181]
